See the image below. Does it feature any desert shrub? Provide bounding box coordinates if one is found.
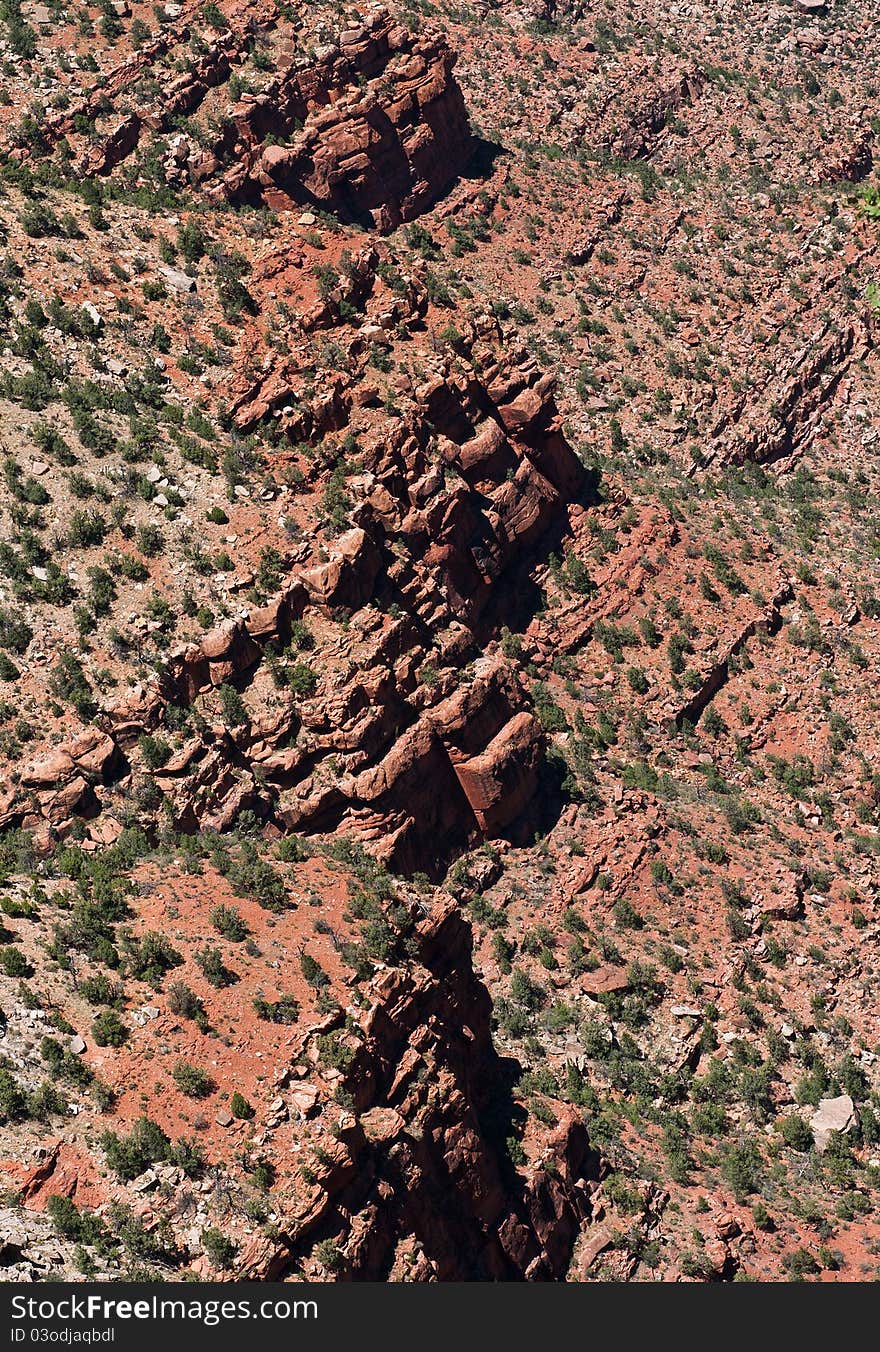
[171,1061,215,1098]
[277,836,305,862]
[218,683,248,726]
[202,1228,236,1270]
[252,994,299,1024]
[226,844,286,911]
[49,653,95,719]
[101,1117,172,1180]
[47,1195,104,1244]
[299,951,329,988]
[136,524,163,556]
[313,1238,342,1273]
[0,946,31,977]
[80,974,125,1007]
[120,930,182,987]
[138,734,172,770]
[166,981,207,1028]
[230,1091,254,1120]
[782,1247,819,1278]
[67,509,107,549]
[0,1067,28,1122]
[195,945,236,988]
[209,905,248,942]
[28,1082,67,1121]
[721,1139,763,1201]
[0,609,32,654]
[779,1114,813,1152]
[285,662,318,697]
[91,1009,128,1047]
[40,1036,92,1088]
[107,1203,176,1262]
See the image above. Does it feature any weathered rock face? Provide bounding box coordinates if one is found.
[241,901,599,1280]
[7,350,582,876]
[243,21,474,231]
[0,1202,115,1281]
[15,9,471,233]
[555,57,705,162]
[811,1095,857,1152]
[197,10,473,231]
[703,317,870,469]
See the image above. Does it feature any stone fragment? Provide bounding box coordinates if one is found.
[811,1095,857,1151]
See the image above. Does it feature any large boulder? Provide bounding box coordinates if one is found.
[300,528,382,610]
[451,712,542,835]
[811,1095,857,1151]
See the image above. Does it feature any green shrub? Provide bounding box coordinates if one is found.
[67,509,107,549]
[172,1061,215,1098]
[782,1247,819,1278]
[277,836,305,862]
[0,946,31,977]
[313,1238,343,1273]
[101,1117,173,1180]
[230,1091,254,1120]
[613,898,643,930]
[288,620,314,651]
[778,1113,813,1151]
[92,1009,128,1047]
[202,1228,236,1270]
[40,1037,93,1088]
[136,524,163,556]
[48,653,95,719]
[218,683,248,726]
[286,662,318,697]
[209,905,248,942]
[28,1082,68,1121]
[226,843,286,911]
[250,1161,274,1191]
[120,930,182,987]
[626,666,649,694]
[107,1203,175,1262]
[252,994,299,1024]
[166,981,207,1026]
[47,1195,104,1245]
[138,734,172,770]
[80,974,124,1007]
[0,1067,28,1123]
[195,945,236,988]
[299,951,328,988]
[720,1140,763,1201]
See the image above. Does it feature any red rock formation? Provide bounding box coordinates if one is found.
[4,345,582,876]
[210,11,474,229]
[9,8,471,235]
[704,318,871,468]
[241,900,599,1279]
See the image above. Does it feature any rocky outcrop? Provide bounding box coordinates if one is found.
[7,3,274,173]
[10,730,125,830]
[671,580,793,730]
[811,1095,857,1152]
[704,318,870,468]
[12,9,471,233]
[558,59,705,161]
[821,125,874,184]
[0,1204,115,1281]
[7,349,583,874]
[300,528,382,609]
[241,900,600,1280]
[237,19,474,230]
